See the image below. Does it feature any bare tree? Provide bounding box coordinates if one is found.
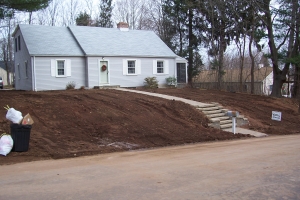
[114,0,150,30]
[0,17,14,86]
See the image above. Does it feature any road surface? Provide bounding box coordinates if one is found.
[0,135,300,200]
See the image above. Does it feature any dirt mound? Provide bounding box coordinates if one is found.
[0,89,251,165]
[2,88,298,165]
[147,88,300,135]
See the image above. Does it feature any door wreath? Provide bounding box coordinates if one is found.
[101,65,107,71]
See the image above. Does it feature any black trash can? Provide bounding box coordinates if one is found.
[10,124,32,152]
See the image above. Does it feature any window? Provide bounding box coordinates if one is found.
[157,61,164,73]
[57,60,65,76]
[25,61,28,78]
[18,36,21,51]
[153,60,169,75]
[51,59,71,77]
[15,38,17,52]
[128,60,135,74]
[122,59,141,75]
[17,64,21,79]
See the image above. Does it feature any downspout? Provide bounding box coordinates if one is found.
[174,58,177,86]
[32,56,37,91]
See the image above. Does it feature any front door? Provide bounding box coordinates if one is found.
[177,63,186,83]
[100,61,109,84]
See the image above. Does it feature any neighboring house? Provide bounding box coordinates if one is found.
[193,66,273,95]
[12,23,187,91]
[0,61,14,86]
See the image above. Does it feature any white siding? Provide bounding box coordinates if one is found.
[87,57,176,88]
[35,57,85,91]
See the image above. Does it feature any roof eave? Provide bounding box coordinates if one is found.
[29,54,85,57]
[85,54,177,58]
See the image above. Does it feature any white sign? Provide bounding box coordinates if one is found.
[272,111,282,121]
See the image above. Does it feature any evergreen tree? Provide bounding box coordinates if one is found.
[0,0,50,18]
[76,11,91,26]
[162,0,202,84]
[97,0,113,28]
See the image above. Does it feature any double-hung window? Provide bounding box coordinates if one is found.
[157,61,164,73]
[51,59,71,77]
[153,59,169,75]
[57,60,65,76]
[128,60,135,74]
[25,61,28,78]
[123,59,141,75]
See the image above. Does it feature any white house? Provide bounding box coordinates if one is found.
[12,23,187,91]
[0,61,14,86]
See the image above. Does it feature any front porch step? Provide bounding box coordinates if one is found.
[94,85,120,89]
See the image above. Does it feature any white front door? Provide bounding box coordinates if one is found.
[100,61,109,84]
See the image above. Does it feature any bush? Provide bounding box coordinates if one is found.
[80,86,85,90]
[144,77,158,89]
[166,76,177,86]
[66,81,76,90]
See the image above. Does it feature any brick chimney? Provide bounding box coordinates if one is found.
[117,22,129,31]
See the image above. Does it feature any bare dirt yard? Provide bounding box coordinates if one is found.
[0,88,299,165]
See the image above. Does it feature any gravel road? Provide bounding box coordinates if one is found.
[0,135,299,200]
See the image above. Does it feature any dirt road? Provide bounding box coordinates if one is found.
[1,135,299,200]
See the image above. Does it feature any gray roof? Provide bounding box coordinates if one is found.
[68,26,177,57]
[14,24,177,58]
[16,24,84,56]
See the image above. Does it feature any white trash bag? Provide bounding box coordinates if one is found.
[0,134,14,156]
[5,106,23,124]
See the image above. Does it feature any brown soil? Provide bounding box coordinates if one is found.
[0,88,298,165]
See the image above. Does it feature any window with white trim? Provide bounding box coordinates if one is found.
[153,59,169,75]
[128,60,135,74]
[51,59,71,77]
[123,59,141,75]
[57,60,65,76]
[25,61,28,78]
[157,61,164,73]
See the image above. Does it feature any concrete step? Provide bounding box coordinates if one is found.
[220,120,232,125]
[221,109,229,113]
[94,85,120,89]
[220,123,233,129]
[197,106,219,111]
[206,113,226,118]
[209,116,230,122]
[203,110,222,115]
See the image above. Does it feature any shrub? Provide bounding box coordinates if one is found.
[66,81,76,90]
[144,77,158,89]
[80,86,85,90]
[166,76,177,86]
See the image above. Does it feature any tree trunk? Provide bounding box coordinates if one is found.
[249,30,255,94]
[217,20,226,90]
[272,70,285,97]
[187,7,193,84]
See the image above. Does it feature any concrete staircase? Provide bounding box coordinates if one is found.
[196,103,249,130]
